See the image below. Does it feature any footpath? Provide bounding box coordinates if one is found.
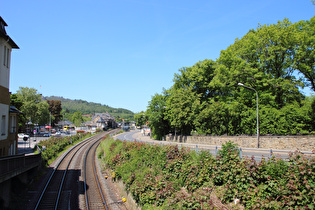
[131,130,156,143]
[17,136,48,154]
[17,138,36,154]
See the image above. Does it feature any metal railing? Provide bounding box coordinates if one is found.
[0,153,42,183]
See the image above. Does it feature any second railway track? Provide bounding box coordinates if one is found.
[28,129,119,210]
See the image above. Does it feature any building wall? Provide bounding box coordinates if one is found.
[8,113,18,155]
[0,104,9,156]
[0,41,11,89]
[0,18,18,156]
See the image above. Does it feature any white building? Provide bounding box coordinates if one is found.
[0,16,19,156]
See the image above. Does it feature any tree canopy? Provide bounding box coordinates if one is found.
[47,100,62,126]
[145,17,315,139]
[45,96,134,121]
[13,87,50,131]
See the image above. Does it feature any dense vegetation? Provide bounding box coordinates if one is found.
[98,138,315,209]
[10,88,134,131]
[145,17,315,139]
[37,132,94,164]
[10,87,51,131]
[46,96,134,121]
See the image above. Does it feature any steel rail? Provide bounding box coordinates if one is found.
[84,136,101,210]
[84,130,118,210]
[92,140,108,209]
[54,135,98,210]
[34,134,101,210]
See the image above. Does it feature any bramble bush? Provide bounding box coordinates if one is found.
[38,132,92,164]
[99,139,315,209]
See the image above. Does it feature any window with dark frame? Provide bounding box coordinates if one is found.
[3,46,6,66]
[1,115,6,135]
[7,47,9,67]
[10,115,16,133]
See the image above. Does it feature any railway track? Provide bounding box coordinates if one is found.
[29,129,119,210]
[84,133,108,210]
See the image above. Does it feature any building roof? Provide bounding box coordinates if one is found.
[56,120,73,126]
[0,16,19,49]
[96,118,105,123]
[92,113,115,121]
[9,106,22,114]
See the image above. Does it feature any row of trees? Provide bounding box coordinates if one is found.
[144,17,315,139]
[10,87,134,132]
[10,87,63,131]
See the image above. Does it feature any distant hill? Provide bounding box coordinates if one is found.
[44,96,134,120]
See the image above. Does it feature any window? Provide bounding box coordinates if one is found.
[7,47,9,67]
[3,46,6,66]
[3,46,10,67]
[10,115,16,133]
[1,115,6,135]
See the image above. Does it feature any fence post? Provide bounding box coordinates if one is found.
[36,145,42,154]
[196,145,198,153]
[239,147,242,159]
[269,149,272,158]
[215,146,218,157]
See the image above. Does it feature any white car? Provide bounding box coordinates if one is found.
[18,133,30,138]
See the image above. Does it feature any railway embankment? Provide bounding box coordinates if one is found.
[99,135,315,209]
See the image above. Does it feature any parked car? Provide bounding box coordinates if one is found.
[43,133,51,137]
[52,131,61,137]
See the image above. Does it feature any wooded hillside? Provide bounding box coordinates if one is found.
[45,96,134,121]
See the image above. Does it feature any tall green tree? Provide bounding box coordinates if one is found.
[293,17,315,92]
[10,93,24,129]
[218,18,304,109]
[165,86,200,135]
[146,93,170,140]
[47,100,62,126]
[15,87,49,130]
[309,96,315,131]
[71,111,84,127]
[173,59,218,101]
[146,17,314,137]
[37,101,50,125]
[134,111,148,127]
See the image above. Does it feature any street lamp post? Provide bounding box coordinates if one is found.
[238,83,260,148]
[49,112,52,136]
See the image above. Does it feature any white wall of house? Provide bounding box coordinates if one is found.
[0,41,11,89]
[0,40,12,142]
[0,103,9,141]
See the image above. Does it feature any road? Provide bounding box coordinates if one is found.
[115,130,139,141]
[17,131,76,154]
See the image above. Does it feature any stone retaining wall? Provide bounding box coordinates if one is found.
[165,135,315,152]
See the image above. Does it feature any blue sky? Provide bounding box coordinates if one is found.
[2,0,314,113]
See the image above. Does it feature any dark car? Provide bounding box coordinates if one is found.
[43,133,51,137]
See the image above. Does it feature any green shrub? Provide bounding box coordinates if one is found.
[38,132,92,164]
[99,139,315,209]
